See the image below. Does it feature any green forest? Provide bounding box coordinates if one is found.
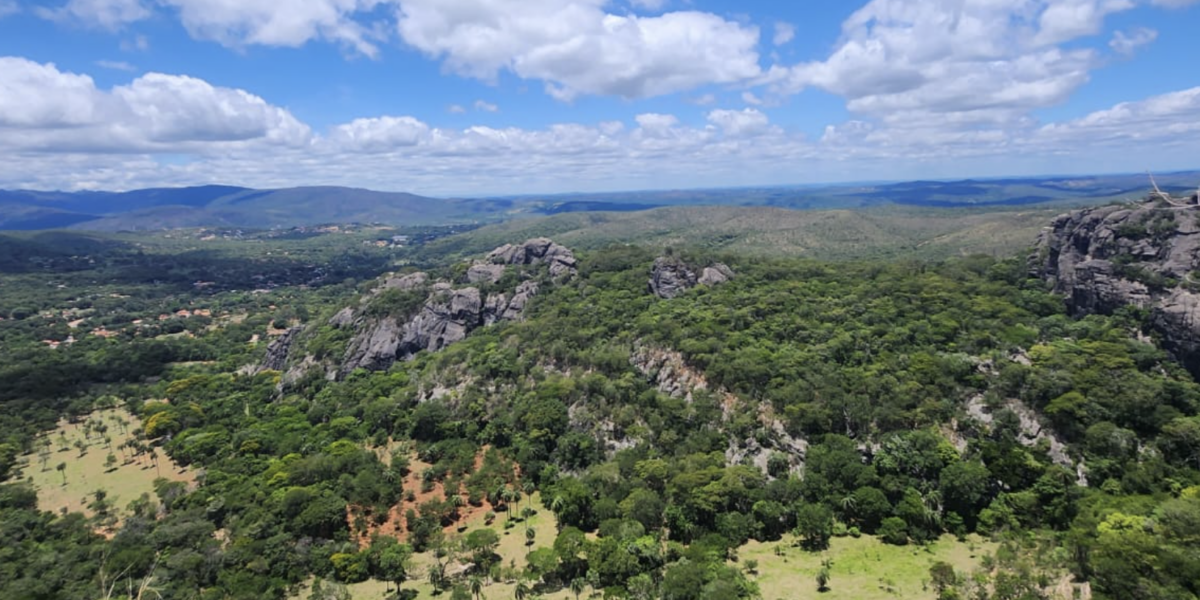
[2,225,1198,600]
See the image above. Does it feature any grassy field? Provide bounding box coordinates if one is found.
[22,408,194,518]
[299,510,997,600]
[744,534,996,600]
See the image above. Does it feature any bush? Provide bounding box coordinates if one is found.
[879,517,908,546]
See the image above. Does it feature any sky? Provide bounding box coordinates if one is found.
[1,0,1199,196]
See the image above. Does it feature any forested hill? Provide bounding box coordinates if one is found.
[0,221,1198,600]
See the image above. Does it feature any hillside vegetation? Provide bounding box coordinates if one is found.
[0,221,1197,600]
[417,205,1065,261]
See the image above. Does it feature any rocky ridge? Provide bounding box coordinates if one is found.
[266,239,578,378]
[1034,192,1200,374]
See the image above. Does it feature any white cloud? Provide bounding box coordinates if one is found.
[96,59,137,71]
[3,57,1200,196]
[687,93,717,106]
[0,57,309,151]
[37,0,149,29]
[1110,27,1158,54]
[707,108,773,138]
[1037,86,1200,144]
[773,21,795,46]
[742,91,763,106]
[330,115,430,151]
[395,0,761,100]
[474,100,499,113]
[159,0,387,57]
[447,104,466,114]
[769,0,1146,130]
[0,1,20,18]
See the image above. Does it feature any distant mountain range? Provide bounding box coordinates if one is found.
[2,171,1197,231]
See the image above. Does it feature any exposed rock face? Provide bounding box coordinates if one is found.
[649,257,697,299]
[965,395,1087,486]
[261,327,302,372]
[328,307,355,328]
[699,264,735,286]
[466,263,506,284]
[1034,199,1200,374]
[379,272,429,291]
[487,238,578,278]
[335,240,573,374]
[649,256,734,299]
[631,344,709,401]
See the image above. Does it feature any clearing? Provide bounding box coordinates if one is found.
[23,408,195,518]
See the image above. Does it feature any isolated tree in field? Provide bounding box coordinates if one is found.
[38,444,51,471]
[56,462,67,484]
[929,561,957,597]
[816,558,833,592]
[468,574,484,600]
[74,439,86,457]
[105,453,117,471]
[514,581,530,600]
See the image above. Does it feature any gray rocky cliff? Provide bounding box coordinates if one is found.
[261,327,302,372]
[336,239,575,374]
[1034,197,1200,374]
[649,256,734,299]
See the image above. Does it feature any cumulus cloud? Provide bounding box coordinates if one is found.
[474,100,499,113]
[395,0,761,99]
[770,0,1120,127]
[37,0,150,29]
[3,56,1200,196]
[1037,86,1200,143]
[159,0,388,57]
[0,57,309,151]
[707,108,773,138]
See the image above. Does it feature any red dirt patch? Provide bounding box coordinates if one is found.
[347,449,518,548]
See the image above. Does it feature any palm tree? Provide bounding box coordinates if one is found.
[428,562,447,592]
[525,526,536,548]
[514,581,530,600]
[56,462,67,485]
[569,578,585,600]
[468,574,484,600]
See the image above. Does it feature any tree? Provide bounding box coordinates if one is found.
[514,580,530,600]
[368,537,412,593]
[929,562,957,598]
[795,503,834,551]
[468,574,484,600]
[56,462,67,485]
[569,578,585,600]
[816,558,832,592]
[105,453,117,471]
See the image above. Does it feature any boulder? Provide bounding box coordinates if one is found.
[649,257,734,299]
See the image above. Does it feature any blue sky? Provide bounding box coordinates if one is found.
[1,0,1198,196]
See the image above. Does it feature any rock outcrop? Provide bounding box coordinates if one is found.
[261,327,302,372]
[648,256,734,299]
[1034,196,1200,374]
[335,240,574,374]
[486,238,577,278]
